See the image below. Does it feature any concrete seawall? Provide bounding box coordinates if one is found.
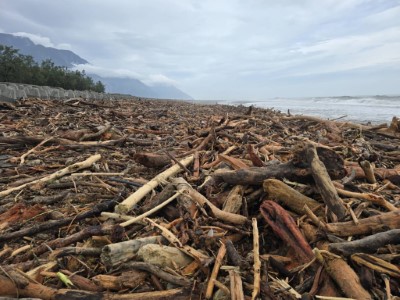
[0,82,134,102]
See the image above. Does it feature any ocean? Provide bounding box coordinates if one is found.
[218,95,400,125]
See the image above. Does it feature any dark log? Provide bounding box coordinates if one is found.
[327,210,400,237]
[214,146,346,185]
[14,224,122,263]
[329,229,400,256]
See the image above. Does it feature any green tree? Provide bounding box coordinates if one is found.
[0,45,105,93]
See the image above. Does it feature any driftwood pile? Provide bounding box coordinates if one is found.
[0,97,399,299]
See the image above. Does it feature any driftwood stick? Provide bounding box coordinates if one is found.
[225,239,249,269]
[92,270,148,291]
[335,186,397,211]
[115,155,194,213]
[173,178,248,225]
[186,188,248,225]
[0,154,101,198]
[0,267,189,299]
[306,144,347,220]
[228,268,245,300]
[251,218,260,300]
[326,210,400,237]
[119,192,181,227]
[79,123,112,141]
[14,224,122,263]
[123,262,191,286]
[263,179,321,215]
[0,192,124,244]
[145,218,209,262]
[18,137,53,165]
[329,229,400,256]
[205,242,226,299]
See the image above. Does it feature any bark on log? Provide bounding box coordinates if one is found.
[134,152,171,169]
[260,201,314,264]
[314,245,372,300]
[101,235,167,267]
[329,229,400,256]
[306,144,347,220]
[326,210,400,237]
[263,179,321,215]
[214,146,346,186]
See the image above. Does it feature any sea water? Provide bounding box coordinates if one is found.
[220,95,400,125]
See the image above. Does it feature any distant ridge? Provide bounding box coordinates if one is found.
[0,32,193,100]
[0,33,88,67]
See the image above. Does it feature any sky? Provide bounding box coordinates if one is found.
[1,0,400,100]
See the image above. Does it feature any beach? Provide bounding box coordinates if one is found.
[0,97,399,299]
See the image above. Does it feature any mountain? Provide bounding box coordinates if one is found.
[0,33,88,67]
[89,74,193,100]
[0,32,193,100]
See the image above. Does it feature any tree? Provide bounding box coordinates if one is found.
[0,45,105,92]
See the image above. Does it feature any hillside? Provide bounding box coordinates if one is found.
[0,32,192,100]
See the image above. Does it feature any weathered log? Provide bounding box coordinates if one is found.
[263,179,321,215]
[314,246,372,299]
[326,210,400,237]
[329,229,400,256]
[305,144,347,220]
[134,152,171,168]
[260,201,314,264]
[214,146,345,185]
[91,271,148,291]
[101,235,167,267]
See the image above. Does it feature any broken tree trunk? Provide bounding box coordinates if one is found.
[305,144,347,220]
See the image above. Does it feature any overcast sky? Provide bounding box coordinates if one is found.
[1,0,400,100]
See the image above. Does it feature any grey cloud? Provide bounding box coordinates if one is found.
[0,0,399,99]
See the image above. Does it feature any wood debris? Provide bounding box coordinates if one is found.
[0,97,399,299]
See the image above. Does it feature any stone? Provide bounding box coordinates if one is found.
[137,244,193,269]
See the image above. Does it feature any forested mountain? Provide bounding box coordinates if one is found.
[0,33,192,99]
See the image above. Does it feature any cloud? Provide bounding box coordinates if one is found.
[144,74,178,86]
[11,32,72,50]
[1,0,400,99]
[12,32,54,47]
[72,64,178,86]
